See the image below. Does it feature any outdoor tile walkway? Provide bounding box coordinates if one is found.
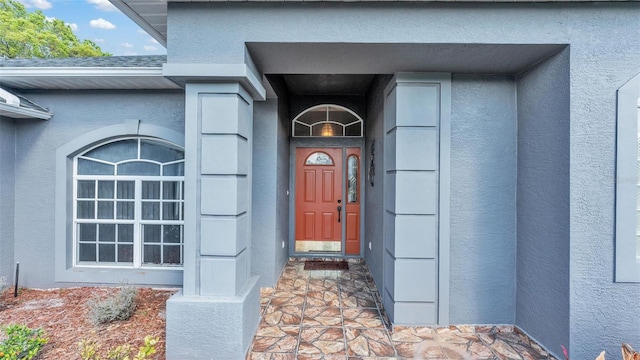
[248,258,556,360]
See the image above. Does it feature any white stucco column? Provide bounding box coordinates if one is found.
[383,73,451,326]
[163,63,266,359]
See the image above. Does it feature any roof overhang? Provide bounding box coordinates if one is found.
[110,0,168,46]
[0,103,52,120]
[0,67,181,90]
[0,86,53,120]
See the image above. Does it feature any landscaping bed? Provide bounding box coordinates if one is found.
[0,287,176,359]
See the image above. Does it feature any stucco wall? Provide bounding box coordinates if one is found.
[12,90,184,288]
[164,3,640,357]
[0,117,15,285]
[252,98,291,287]
[569,42,640,360]
[275,90,290,283]
[515,49,571,358]
[449,75,517,325]
[3,2,638,358]
[364,75,391,290]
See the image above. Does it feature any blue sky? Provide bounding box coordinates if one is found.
[19,0,166,56]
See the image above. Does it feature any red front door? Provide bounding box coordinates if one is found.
[294,147,361,255]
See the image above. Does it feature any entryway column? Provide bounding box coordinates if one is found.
[184,82,253,297]
[162,64,266,359]
[383,73,451,326]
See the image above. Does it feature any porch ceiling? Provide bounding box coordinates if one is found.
[283,74,375,95]
[248,43,567,75]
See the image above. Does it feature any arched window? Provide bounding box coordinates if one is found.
[74,137,184,268]
[292,104,363,137]
[305,152,334,166]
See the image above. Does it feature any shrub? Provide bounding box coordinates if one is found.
[87,286,138,325]
[79,335,158,360]
[0,324,48,360]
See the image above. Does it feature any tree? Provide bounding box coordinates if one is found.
[0,0,110,58]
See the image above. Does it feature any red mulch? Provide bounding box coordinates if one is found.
[0,287,177,359]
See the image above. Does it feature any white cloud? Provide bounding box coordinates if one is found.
[20,0,52,10]
[149,38,159,44]
[121,42,134,48]
[94,38,105,43]
[143,45,158,51]
[87,0,118,12]
[44,16,55,22]
[66,23,78,31]
[90,18,116,30]
[137,29,148,35]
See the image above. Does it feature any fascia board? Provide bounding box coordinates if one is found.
[109,0,167,46]
[0,103,52,120]
[0,67,165,78]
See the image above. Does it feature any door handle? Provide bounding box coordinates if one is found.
[337,205,342,223]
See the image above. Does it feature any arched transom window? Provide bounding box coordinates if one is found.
[74,138,184,268]
[293,104,363,137]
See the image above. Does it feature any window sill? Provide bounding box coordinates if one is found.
[55,264,183,286]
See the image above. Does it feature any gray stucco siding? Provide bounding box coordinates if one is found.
[568,40,640,360]
[449,74,517,325]
[167,3,637,67]
[364,75,391,292]
[0,117,16,285]
[1,2,637,359]
[364,74,517,325]
[516,49,570,357]
[252,98,280,286]
[12,90,184,288]
[274,90,290,286]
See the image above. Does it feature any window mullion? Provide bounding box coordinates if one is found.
[72,177,78,265]
[133,179,142,268]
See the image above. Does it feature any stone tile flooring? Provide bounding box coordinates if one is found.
[248,259,556,360]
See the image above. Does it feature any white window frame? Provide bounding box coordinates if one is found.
[72,137,185,270]
[292,104,364,137]
[615,72,640,282]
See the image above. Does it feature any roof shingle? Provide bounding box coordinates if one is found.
[0,55,166,68]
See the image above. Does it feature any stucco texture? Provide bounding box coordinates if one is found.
[364,75,391,291]
[12,90,184,288]
[252,98,290,287]
[0,117,15,284]
[163,3,640,358]
[516,49,571,357]
[450,75,517,325]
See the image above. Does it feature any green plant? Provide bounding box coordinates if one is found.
[132,336,158,360]
[0,324,48,360]
[105,344,131,360]
[79,336,158,360]
[78,338,99,360]
[87,286,138,325]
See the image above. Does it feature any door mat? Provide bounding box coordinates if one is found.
[304,260,349,271]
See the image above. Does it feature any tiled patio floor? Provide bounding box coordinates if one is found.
[248,259,555,360]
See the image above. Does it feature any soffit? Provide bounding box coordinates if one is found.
[284,75,375,96]
[0,68,181,90]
